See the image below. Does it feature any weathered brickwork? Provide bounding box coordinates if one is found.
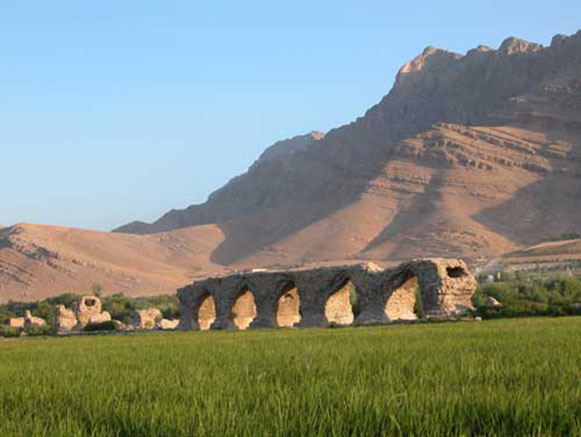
[177,258,476,331]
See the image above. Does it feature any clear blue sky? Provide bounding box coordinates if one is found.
[1,1,579,230]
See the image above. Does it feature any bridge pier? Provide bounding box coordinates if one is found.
[249,286,279,329]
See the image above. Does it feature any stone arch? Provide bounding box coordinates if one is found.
[230,286,257,330]
[197,291,216,331]
[324,276,358,326]
[275,281,301,327]
[384,269,422,321]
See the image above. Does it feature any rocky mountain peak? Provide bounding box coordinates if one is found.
[309,130,325,141]
[397,45,460,78]
[498,37,542,55]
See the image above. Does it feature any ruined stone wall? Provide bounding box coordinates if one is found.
[75,296,103,328]
[9,311,47,328]
[177,258,476,331]
[56,305,77,332]
[134,308,162,330]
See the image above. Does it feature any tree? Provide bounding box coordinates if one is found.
[91,283,103,297]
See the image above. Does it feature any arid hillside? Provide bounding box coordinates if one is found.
[0,224,225,302]
[1,31,580,301]
[500,238,581,273]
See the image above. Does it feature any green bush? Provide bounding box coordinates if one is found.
[474,276,581,319]
[23,325,52,337]
[101,294,136,324]
[0,308,15,325]
[84,321,118,332]
[0,325,21,338]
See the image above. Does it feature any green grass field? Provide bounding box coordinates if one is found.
[0,318,580,436]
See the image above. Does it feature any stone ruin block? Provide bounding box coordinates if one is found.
[8,317,25,328]
[24,310,46,327]
[87,311,112,325]
[157,319,180,330]
[133,308,162,330]
[9,311,47,329]
[56,305,77,332]
[75,295,103,328]
[55,295,112,332]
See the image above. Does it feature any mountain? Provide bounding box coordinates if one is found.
[114,31,581,266]
[2,31,580,301]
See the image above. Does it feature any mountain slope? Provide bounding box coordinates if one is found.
[115,31,581,266]
[0,224,224,302]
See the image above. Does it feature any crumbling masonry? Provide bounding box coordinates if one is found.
[177,258,477,331]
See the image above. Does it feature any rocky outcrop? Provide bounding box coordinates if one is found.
[498,37,542,55]
[178,258,477,330]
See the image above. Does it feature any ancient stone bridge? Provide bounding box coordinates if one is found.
[177,258,477,330]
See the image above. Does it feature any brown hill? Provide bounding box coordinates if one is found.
[0,224,225,302]
[2,31,580,301]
